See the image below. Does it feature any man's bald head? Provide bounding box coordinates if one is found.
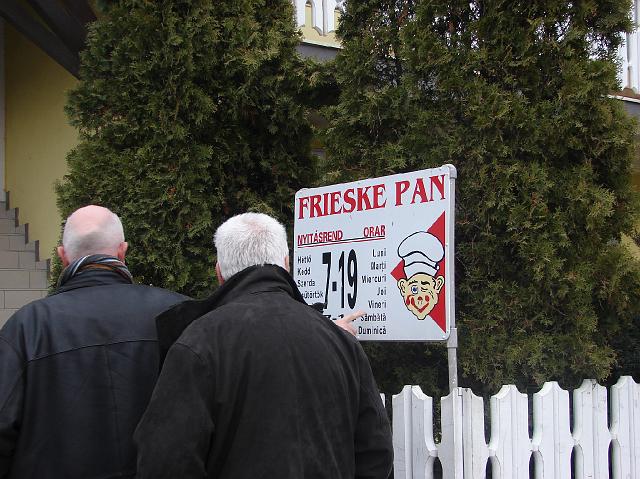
[57,205,128,267]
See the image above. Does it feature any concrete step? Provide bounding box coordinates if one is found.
[0,234,23,250]
[35,260,49,271]
[17,251,37,269]
[0,235,37,253]
[0,250,42,269]
[0,269,48,289]
[0,204,16,220]
[0,251,19,268]
[0,219,24,235]
[0,253,47,271]
[0,196,50,328]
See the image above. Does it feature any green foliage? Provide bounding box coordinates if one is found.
[324,0,640,394]
[57,0,316,297]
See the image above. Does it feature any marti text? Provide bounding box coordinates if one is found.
[297,175,446,219]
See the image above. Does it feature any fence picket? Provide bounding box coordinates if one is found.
[440,388,464,479]
[411,386,438,478]
[393,385,414,479]
[531,382,573,479]
[572,379,610,479]
[461,388,490,479]
[610,376,640,479]
[489,385,530,479]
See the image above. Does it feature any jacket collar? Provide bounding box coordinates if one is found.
[50,268,134,296]
[156,264,304,365]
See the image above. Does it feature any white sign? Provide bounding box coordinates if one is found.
[293,165,456,341]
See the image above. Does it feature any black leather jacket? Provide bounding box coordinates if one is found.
[135,265,393,479]
[0,269,185,479]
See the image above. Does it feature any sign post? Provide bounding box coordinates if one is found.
[294,165,458,389]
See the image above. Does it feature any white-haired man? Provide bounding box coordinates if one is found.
[0,205,186,479]
[134,212,393,479]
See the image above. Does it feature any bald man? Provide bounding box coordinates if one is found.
[0,206,186,479]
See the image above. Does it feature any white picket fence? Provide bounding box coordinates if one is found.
[390,376,640,479]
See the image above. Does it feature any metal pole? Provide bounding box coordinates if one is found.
[447,327,458,392]
[446,164,458,393]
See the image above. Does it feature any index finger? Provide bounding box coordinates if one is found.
[342,310,365,322]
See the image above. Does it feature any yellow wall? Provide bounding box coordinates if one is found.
[4,25,77,260]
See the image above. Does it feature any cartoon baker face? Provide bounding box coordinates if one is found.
[398,273,444,319]
[396,231,445,320]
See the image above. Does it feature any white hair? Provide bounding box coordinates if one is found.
[214,212,289,279]
[62,208,125,262]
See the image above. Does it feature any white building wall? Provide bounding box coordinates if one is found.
[294,0,343,36]
[618,1,640,91]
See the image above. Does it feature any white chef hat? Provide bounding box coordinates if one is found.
[397,231,444,278]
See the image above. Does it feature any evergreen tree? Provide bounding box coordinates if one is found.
[324,0,640,394]
[57,0,316,297]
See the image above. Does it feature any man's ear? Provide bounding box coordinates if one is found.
[216,262,225,285]
[435,276,445,292]
[57,246,70,268]
[397,278,407,294]
[117,242,128,263]
[284,255,290,272]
